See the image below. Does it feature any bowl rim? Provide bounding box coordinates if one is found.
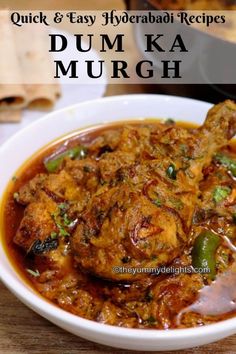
[0,93,235,341]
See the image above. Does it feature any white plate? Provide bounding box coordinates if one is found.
[0,28,107,145]
[1,95,236,352]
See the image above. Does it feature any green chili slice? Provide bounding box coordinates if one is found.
[44,146,87,173]
[192,230,221,280]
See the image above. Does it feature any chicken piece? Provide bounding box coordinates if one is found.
[14,169,85,252]
[98,151,136,182]
[17,173,47,205]
[15,172,90,253]
[187,100,236,183]
[72,101,236,281]
[14,191,58,251]
[17,170,83,206]
[64,157,100,193]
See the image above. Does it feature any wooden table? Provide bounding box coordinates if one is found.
[1,0,236,353]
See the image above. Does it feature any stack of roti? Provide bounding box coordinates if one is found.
[0,10,61,122]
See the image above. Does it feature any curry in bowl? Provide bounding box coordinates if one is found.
[2,100,236,329]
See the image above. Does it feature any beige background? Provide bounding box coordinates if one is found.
[0,1,235,353]
[0,1,124,10]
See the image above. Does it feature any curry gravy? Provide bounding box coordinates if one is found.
[1,119,236,328]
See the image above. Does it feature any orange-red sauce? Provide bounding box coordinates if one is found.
[1,120,197,288]
[1,120,236,328]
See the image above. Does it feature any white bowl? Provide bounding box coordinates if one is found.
[0,94,235,351]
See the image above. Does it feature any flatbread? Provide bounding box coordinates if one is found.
[14,24,61,110]
[0,109,21,122]
[0,11,61,122]
[25,84,61,110]
[0,10,27,110]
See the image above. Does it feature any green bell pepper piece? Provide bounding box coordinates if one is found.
[44,146,87,173]
[192,230,221,280]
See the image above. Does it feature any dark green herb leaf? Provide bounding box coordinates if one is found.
[121,256,131,263]
[83,165,91,173]
[146,315,157,325]
[145,291,154,302]
[232,213,236,225]
[166,164,177,180]
[165,118,175,125]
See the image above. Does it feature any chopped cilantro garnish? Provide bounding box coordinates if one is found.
[214,153,236,177]
[154,198,162,207]
[56,223,70,237]
[58,203,69,214]
[169,197,184,210]
[50,231,58,239]
[63,213,72,226]
[213,186,231,204]
[26,269,40,277]
[51,209,70,237]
